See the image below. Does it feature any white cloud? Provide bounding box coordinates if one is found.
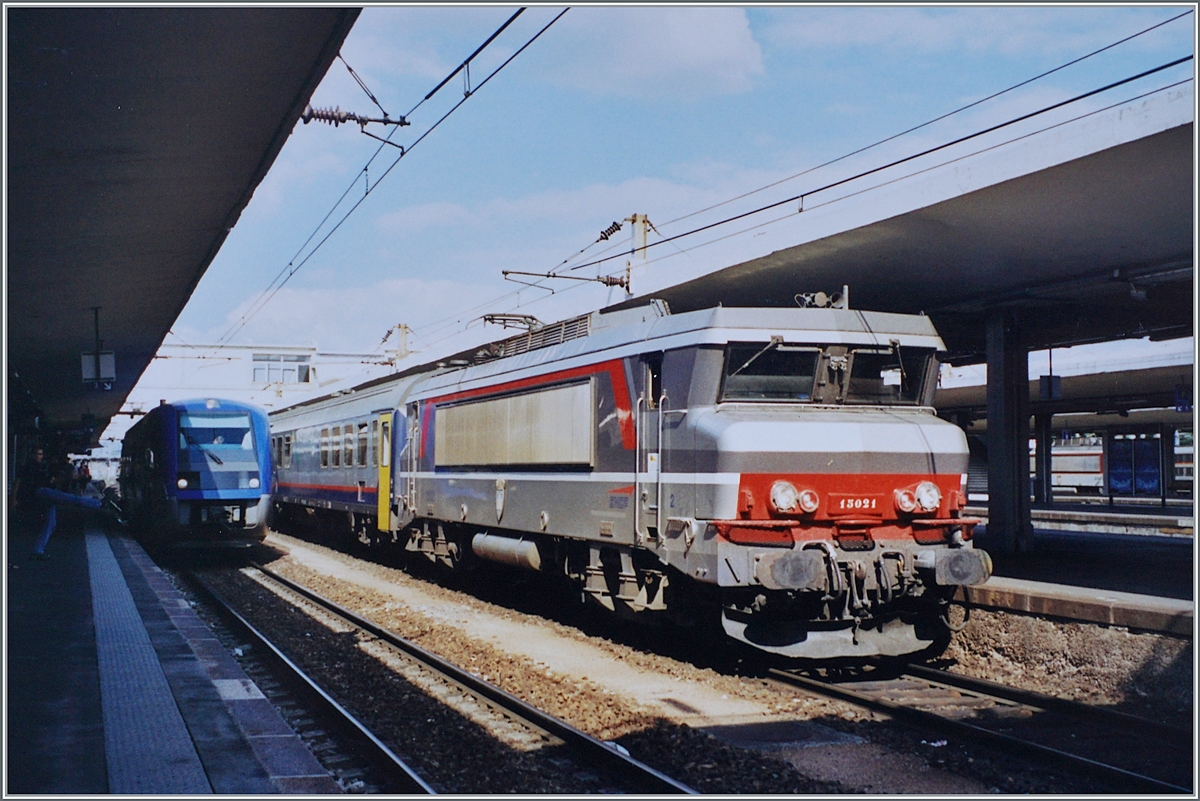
[536,7,764,100]
[173,275,504,354]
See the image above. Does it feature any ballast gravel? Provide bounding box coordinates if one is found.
[202,531,1191,794]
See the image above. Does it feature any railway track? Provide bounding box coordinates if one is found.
[195,563,696,794]
[767,661,1192,793]
[186,571,435,793]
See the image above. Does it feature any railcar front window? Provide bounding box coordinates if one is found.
[842,347,934,405]
[178,412,254,451]
[720,344,819,402]
[177,411,259,490]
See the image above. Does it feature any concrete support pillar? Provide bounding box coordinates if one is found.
[1033,414,1054,505]
[986,309,1033,553]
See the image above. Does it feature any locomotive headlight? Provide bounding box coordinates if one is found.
[915,481,942,512]
[770,481,800,513]
[894,488,917,513]
[798,488,820,514]
[248,477,260,489]
[177,478,189,489]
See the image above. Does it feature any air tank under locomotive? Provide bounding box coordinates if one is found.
[270,301,990,660]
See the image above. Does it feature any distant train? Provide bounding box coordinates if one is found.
[270,301,991,660]
[120,398,271,549]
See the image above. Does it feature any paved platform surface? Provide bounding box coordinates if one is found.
[6,510,341,794]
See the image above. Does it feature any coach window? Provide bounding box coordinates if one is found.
[357,422,368,466]
[331,426,341,467]
[320,428,330,468]
[344,426,355,467]
[381,420,391,467]
[369,420,378,467]
[283,434,293,468]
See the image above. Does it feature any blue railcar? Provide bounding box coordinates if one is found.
[120,398,272,549]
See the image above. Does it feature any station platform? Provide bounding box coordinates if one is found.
[5,510,341,795]
[964,502,1194,538]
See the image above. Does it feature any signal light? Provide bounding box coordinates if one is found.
[894,488,917,513]
[177,478,189,489]
[798,488,820,513]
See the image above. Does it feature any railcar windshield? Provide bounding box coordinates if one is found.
[176,411,261,491]
[178,412,255,451]
[719,342,936,405]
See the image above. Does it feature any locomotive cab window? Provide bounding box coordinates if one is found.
[720,342,819,402]
[841,345,935,405]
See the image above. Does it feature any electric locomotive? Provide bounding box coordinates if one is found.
[270,300,991,659]
[120,398,272,549]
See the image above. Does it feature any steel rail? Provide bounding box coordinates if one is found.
[897,661,1192,740]
[253,562,698,795]
[767,668,1190,794]
[186,572,436,794]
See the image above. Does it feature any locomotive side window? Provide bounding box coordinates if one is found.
[720,343,819,402]
[321,428,330,468]
[332,426,342,467]
[344,426,355,468]
[283,434,292,468]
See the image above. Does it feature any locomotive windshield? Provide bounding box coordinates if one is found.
[720,344,820,401]
[720,342,935,405]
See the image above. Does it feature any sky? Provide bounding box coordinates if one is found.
[165,5,1195,369]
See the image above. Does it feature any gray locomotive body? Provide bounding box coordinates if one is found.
[271,302,991,659]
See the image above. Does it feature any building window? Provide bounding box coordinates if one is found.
[253,353,311,384]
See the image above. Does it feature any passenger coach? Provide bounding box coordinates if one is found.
[270,300,991,659]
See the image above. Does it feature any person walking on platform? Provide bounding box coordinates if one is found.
[13,447,107,559]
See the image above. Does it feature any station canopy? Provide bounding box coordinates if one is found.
[6,7,359,449]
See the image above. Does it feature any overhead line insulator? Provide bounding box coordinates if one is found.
[302,105,410,128]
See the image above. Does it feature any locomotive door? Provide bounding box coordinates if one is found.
[635,353,664,543]
[375,412,392,532]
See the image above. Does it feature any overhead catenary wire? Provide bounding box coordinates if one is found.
[562,54,1194,277]
[213,7,557,349]
[400,71,1193,358]
[228,10,1190,359]
[654,8,1195,232]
